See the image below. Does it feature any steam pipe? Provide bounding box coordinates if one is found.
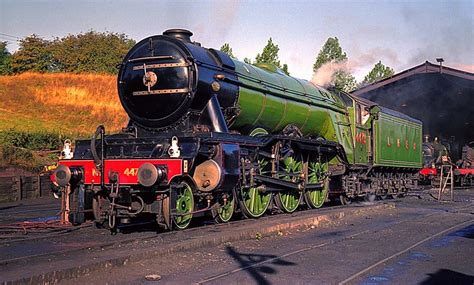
[91,125,106,189]
[206,95,228,133]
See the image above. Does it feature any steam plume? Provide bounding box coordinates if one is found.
[311,60,352,87]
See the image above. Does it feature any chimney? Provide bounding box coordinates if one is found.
[163,29,193,42]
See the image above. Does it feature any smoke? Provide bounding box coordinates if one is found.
[311,60,352,87]
[311,47,401,87]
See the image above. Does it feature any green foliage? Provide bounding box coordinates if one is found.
[281,64,289,76]
[11,35,55,73]
[336,73,358,93]
[243,57,252,64]
[9,31,135,74]
[0,143,56,172]
[0,144,34,164]
[220,43,236,59]
[0,130,64,150]
[255,38,280,65]
[313,37,347,71]
[0,42,12,75]
[313,37,357,92]
[362,61,395,85]
[0,130,64,171]
[254,38,289,75]
[51,31,135,74]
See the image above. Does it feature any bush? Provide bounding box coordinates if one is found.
[0,130,64,172]
[0,129,64,150]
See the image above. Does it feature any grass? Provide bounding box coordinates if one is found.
[0,72,128,137]
[0,72,129,171]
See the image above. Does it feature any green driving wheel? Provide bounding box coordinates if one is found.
[173,181,194,230]
[239,157,272,218]
[274,154,303,213]
[213,193,235,223]
[304,161,329,209]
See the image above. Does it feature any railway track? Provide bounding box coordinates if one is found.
[194,202,474,284]
[0,187,470,274]
[1,188,472,284]
[0,202,345,265]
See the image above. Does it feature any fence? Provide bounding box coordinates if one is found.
[0,174,52,203]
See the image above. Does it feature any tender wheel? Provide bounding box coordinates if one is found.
[212,192,235,223]
[239,155,272,218]
[364,193,376,202]
[173,181,194,230]
[304,161,329,209]
[274,152,304,213]
[340,194,352,205]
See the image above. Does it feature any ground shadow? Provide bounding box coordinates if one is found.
[419,269,474,285]
[448,224,474,239]
[225,245,296,285]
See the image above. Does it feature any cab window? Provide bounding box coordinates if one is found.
[356,104,370,125]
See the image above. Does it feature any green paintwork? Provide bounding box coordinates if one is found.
[240,152,273,218]
[227,60,422,170]
[305,161,329,208]
[274,155,303,213]
[355,125,369,164]
[230,60,354,162]
[174,181,194,229]
[215,194,235,223]
[373,110,422,168]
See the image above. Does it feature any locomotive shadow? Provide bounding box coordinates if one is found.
[225,245,296,285]
[419,269,474,285]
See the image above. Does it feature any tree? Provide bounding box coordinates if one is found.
[0,42,12,75]
[337,73,357,93]
[313,37,347,71]
[362,61,395,85]
[51,31,135,74]
[254,37,289,75]
[11,35,54,73]
[243,57,252,64]
[313,37,357,92]
[220,43,236,59]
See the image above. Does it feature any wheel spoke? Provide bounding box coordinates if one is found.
[275,150,303,213]
[173,182,194,230]
[305,161,329,209]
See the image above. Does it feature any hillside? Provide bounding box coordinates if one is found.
[0,72,128,137]
[0,73,129,171]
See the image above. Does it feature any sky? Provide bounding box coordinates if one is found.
[0,0,473,81]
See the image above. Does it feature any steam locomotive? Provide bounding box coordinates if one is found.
[420,138,474,186]
[53,29,422,231]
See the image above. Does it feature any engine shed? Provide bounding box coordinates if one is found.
[352,61,474,161]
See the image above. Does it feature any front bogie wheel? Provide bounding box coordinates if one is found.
[173,181,194,230]
[212,192,235,223]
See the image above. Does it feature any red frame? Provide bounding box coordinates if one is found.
[454,168,474,176]
[419,167,437,176]
[59,159,183,185]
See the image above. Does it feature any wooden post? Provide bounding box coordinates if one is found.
[36,175,41,198]
[13,176,22,201]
